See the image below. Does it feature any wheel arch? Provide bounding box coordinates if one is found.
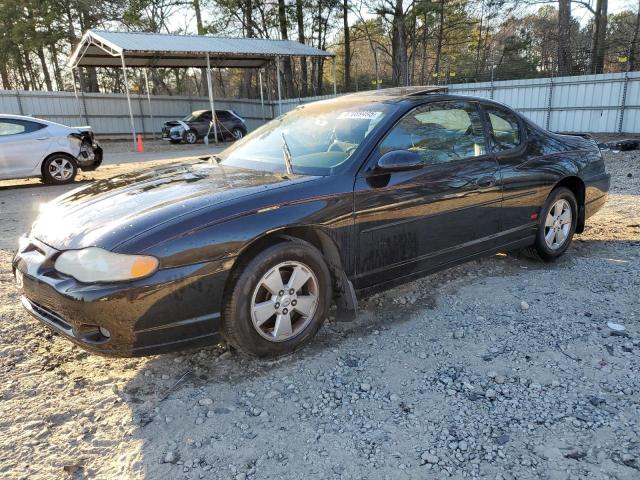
[40,151,77,177]
[552,176,586,233]
[225,225,354,314]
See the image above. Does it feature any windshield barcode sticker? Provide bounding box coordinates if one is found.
[337,111,382,120]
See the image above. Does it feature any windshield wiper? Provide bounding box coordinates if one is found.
[281,132,294,176]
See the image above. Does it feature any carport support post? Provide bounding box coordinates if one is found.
[276,57,282,116]
[120,53,137,150]
[259,69,266,122]
[143,69,155,140]
[332,57,337,97]
[71,68,83,126]
[206,54,219,144]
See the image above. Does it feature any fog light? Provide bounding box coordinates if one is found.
[99,327,111,339]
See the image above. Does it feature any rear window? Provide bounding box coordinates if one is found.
[0,119,45,136]
[485,106,521,151]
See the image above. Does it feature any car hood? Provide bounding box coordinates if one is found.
[31,160,311,251]
[164,120,190,128]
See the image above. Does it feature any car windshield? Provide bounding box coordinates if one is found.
[182,111,207,122]
[217,98,395,175]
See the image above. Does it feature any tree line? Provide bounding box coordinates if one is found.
[1,0,639,98]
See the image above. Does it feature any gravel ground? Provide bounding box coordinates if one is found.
[0,150,639,480]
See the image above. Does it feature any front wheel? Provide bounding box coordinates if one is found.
[184,130,198,144]
[222,240,332,357]
[525,187,577,262]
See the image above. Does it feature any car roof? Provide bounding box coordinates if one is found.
[343,86,506,108]
[0,114,72,128]
[191,109,230,115]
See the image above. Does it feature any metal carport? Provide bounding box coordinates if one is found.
[69,29,336,148]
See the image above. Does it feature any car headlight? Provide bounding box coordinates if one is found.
[54,247,159,283]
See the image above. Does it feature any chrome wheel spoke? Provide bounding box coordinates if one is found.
[556,228,566,244]
[545,214,555,227]
[253,300,275,326]
[287,265,312,292]
[545,228,556,246]
[261,268,285,295]
[559,210,571,225]
[294,294,316,317]
[272,313,293,339]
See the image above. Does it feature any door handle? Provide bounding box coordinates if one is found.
[475,175,496,188]
[36,137,48,141]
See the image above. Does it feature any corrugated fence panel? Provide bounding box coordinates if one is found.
[448,72,640,133]
[2,74,639,134]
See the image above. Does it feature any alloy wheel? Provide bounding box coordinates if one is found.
[48,158,74,181]
[544,199,572,250]
[250,261,319,342]
[233,128,244,140]
[185,131,197,144]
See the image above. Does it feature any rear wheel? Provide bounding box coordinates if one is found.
[42,155,77,185]
[232,127,245,141]
[525,187,577,262]
[223,240,331,357]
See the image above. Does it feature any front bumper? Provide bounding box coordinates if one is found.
[162,127,184,141]
[13,238,230,356]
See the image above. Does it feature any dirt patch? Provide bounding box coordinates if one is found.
[0,150,639,479]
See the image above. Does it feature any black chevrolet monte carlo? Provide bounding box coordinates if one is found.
[12,87,610,357]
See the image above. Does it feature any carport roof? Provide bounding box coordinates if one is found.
[69,29,334,69]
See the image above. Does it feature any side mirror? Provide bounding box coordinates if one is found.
[376,150,423,172]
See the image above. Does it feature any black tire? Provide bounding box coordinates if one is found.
[42,154,77,185]
[184,130,198,144]
[524,186,578,262]
[223,240,332,357]
[231,127,245,141]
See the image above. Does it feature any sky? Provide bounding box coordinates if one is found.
[169,0,639,36]
[572,0,636,25]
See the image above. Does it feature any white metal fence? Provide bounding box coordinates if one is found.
[448,71,640,133]
[1,71,639,135]
[0,89,334,137]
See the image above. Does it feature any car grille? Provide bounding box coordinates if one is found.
[21,296,74,336]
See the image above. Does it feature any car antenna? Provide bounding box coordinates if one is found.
[281,132,294,176]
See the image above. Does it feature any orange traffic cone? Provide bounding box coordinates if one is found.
[136,134,144,153]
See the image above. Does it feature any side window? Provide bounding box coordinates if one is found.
[0,120,26,136]
[379,101,487,164]
[485,107,521,151]
[200,112,212,122]
[216,111,231,121]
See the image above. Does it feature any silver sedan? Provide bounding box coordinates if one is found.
[0,114,102,184]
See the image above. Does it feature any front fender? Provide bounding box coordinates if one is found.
[124,191,354,272]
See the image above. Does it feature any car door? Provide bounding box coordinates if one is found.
[197,111,213,137]
[353,100,503,290]
[480,104,537,240]
[0,119,51,179]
